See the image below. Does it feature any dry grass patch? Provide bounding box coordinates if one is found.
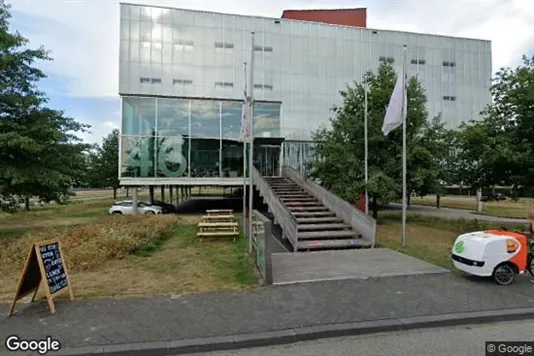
[0,215,181,272]
[411,196,534,219]
[0,218,257,301]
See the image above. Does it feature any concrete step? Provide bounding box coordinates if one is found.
[297,223,349,231]
[271,187,302,191]
[292,211,336,217]
[280,197,316,202]
[297,238,371,251]
[296,217,343,224]
[288,206,329,212]
[298,230,360,240]
[277,192,309,195]
[276,192,307,196]
[284,201,321,207]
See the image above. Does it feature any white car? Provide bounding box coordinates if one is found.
[108,201,162,215]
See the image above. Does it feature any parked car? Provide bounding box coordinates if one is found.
[481,193,507,202]
[108,201,162,215]
[147,200,175,214]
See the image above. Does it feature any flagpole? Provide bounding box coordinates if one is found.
[242,62,247,231]
[248,32,255,254]
[401,44,407,247]
[364,82,369,215]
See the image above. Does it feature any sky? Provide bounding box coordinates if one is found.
[9,0,534,144]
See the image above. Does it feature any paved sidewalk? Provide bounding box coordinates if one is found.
[2,273,534,355]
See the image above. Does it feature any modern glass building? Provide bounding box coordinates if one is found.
[118,3,492,186]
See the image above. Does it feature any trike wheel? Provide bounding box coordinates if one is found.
[492,263,516,285]
[527,256,534,278]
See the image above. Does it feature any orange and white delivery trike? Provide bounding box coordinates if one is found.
[451,228,534,285]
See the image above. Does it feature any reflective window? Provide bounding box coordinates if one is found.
[222,141,244,177]
[253,103,281,137]
[222,101,242,140]
[121,136,156,177]
[156,98,189,137]
[190,138,220,177]
[122,97,156,136]
[155,136,188,177]
[190,100,220,138]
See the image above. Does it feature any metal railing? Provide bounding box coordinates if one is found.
[282,166,376,247]
[251,167,299,252]
[250,210,274,283]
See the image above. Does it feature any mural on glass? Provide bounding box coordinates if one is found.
[120,97,282,178]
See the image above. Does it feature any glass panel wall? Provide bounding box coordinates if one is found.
[120,96,281,178]
[156,98,188,177]
[253,102,281,137]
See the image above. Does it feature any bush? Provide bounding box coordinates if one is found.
[0,215,181,272]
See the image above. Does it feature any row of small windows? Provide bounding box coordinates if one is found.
[410,59,426,65]
[215,81,234,89]
[253,45,273,52]
[140,78,273,91]
[253,84,273,91]
[381,57,456,67]
[378,56,394,64]
[140,77,192,86]
[215,42,234,49]
[173,79,193,85]
[140,77,161,84]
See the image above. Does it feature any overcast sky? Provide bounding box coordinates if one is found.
[10,0,534,143]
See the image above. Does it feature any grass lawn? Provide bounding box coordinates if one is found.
[0,200,257,301]
[377,214,528,271]
[0,199,113,241]
[411,195,534,219]
[71,186,228,201]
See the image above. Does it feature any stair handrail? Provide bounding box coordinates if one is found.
[251,167,299,252]
[282,166,376,247]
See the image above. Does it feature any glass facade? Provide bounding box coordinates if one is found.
[119,3,492,138]
[120,96,281,178]
[119,4,492,177]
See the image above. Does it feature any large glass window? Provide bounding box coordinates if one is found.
[120,97,282,179]
[222,101,241,140]
[190,138,220,177]
[222,141,244,178]
[155,136,188,177]
[121,136,156,177]
[253,102,281,137]
[122,97,156,136]
[155,98,189,177]
[190,100,220,138]
[190,100,221,177]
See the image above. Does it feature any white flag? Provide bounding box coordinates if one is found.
[382,73,407,136]
[240,89,250,140]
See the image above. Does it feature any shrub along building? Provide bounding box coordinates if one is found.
[118,3,492,199]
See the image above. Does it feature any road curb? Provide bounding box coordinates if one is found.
[54,307,534,356]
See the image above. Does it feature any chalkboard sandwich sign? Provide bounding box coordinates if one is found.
[8,239,74,316]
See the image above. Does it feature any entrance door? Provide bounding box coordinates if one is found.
[254,145,280,177]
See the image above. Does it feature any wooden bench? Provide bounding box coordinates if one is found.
[198,209,239,241]
[206,209,233,216]
[201,214,236,223]
[197,222,239,241]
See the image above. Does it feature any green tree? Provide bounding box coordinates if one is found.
[92,129,120,198]
[0,1,89,211]
[455,55,534,196]
[311,64,443,218]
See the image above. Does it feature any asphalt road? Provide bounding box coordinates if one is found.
[185,319,534,356]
